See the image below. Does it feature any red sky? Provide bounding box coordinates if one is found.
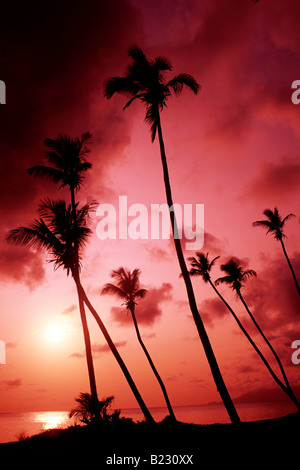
[0,0,299,418]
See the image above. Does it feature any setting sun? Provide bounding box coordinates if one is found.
[44,323,66,344]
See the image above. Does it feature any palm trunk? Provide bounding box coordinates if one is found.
[155,110,240,424]
[129,304,176,421]
[280,238,300,297]
[71,185,100,417]
[75,282,99,417]
[74,276,155,424]
[210,281,300,412]
[238,290,300,411]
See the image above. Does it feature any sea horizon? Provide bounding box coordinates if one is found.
[0,401,296,444]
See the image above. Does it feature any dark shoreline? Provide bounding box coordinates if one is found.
[0,412,298,466]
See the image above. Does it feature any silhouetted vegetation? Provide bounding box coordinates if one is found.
[104,46,240,424]
[101,267,176,421]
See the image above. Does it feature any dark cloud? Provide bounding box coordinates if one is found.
[69,340,127,358]
[1,378,22,390]
[0,0,143,285]
[199,297,229,327]
[111,282,173,326]
[244,158,300,203]
[0,247,45,290]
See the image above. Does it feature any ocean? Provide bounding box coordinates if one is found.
[0,401,295,444]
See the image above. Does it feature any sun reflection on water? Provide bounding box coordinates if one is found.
[33,411,70,431]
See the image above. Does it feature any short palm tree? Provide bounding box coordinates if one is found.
[104,46,240,424]
[189,253,300,411]
[101,267,176,422]
[6,199,154,423]
[253,208,300,296]
[69,392,118,425]
[215,257,300,409]
[27,133,98,412]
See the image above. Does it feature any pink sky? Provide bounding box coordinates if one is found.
[0,0,299,418]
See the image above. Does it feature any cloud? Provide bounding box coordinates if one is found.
[69,341,127,358]
[244,158,300,203]
[199,297,229,327]
[61,304,77,316]
[111,282,173,326]
[1,378,22,390]
[0,247,45,290]
[0,0,143,285]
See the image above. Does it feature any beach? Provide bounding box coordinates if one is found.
[0,412,298,467]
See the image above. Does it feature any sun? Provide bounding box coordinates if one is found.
[44,324,65,344]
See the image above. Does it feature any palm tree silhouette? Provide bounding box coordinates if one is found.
[69,392,118,424]
[104,46,240,423]
[27,133,99,415]
[101,267,176,421]
[189,252,300,411]
[253,208,300,296]
[6,199,155,423]
[215,257,300,409]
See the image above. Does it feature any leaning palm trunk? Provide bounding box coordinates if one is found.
[129,303,176,421]
[70,183,99,415]
[210,281,300,412]
[73,274,155,424]
[155,110,240,424]
[237,290,300,411]
[75,284,99,419]
[280,238,300,297]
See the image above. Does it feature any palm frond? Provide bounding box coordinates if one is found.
[167,73,200,95]
[27,165,63,183]
[104,77,142,99]
[101,283,127,299]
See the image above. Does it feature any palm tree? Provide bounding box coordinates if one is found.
[101,267,176,421]
[189,252,300,411]
[27,133,99,413]
[215,257,300,410]
[104,47,240,423]
[253,208,300,296]
[6,199,155,423]
[69,392,118,425]
[27,133,92,211]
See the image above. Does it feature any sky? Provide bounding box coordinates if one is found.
[0,0,300,419]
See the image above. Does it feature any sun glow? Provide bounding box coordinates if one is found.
[44,320,69,345]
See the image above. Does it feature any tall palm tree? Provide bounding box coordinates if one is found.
[27,133,99,413]
[215,257,300,409]
[101,267,176,421]
[253,208,300,296]
[104,47,240,423]
[6,199,155,424]
[189,252,300,411]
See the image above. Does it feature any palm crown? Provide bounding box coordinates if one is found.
[253,208,295,240]
[104,46,200,141]
[188,252,220,283]
[101,267,147,311]
[215,258,257,293]
[27,133,92,192]
[6,198,93,275]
